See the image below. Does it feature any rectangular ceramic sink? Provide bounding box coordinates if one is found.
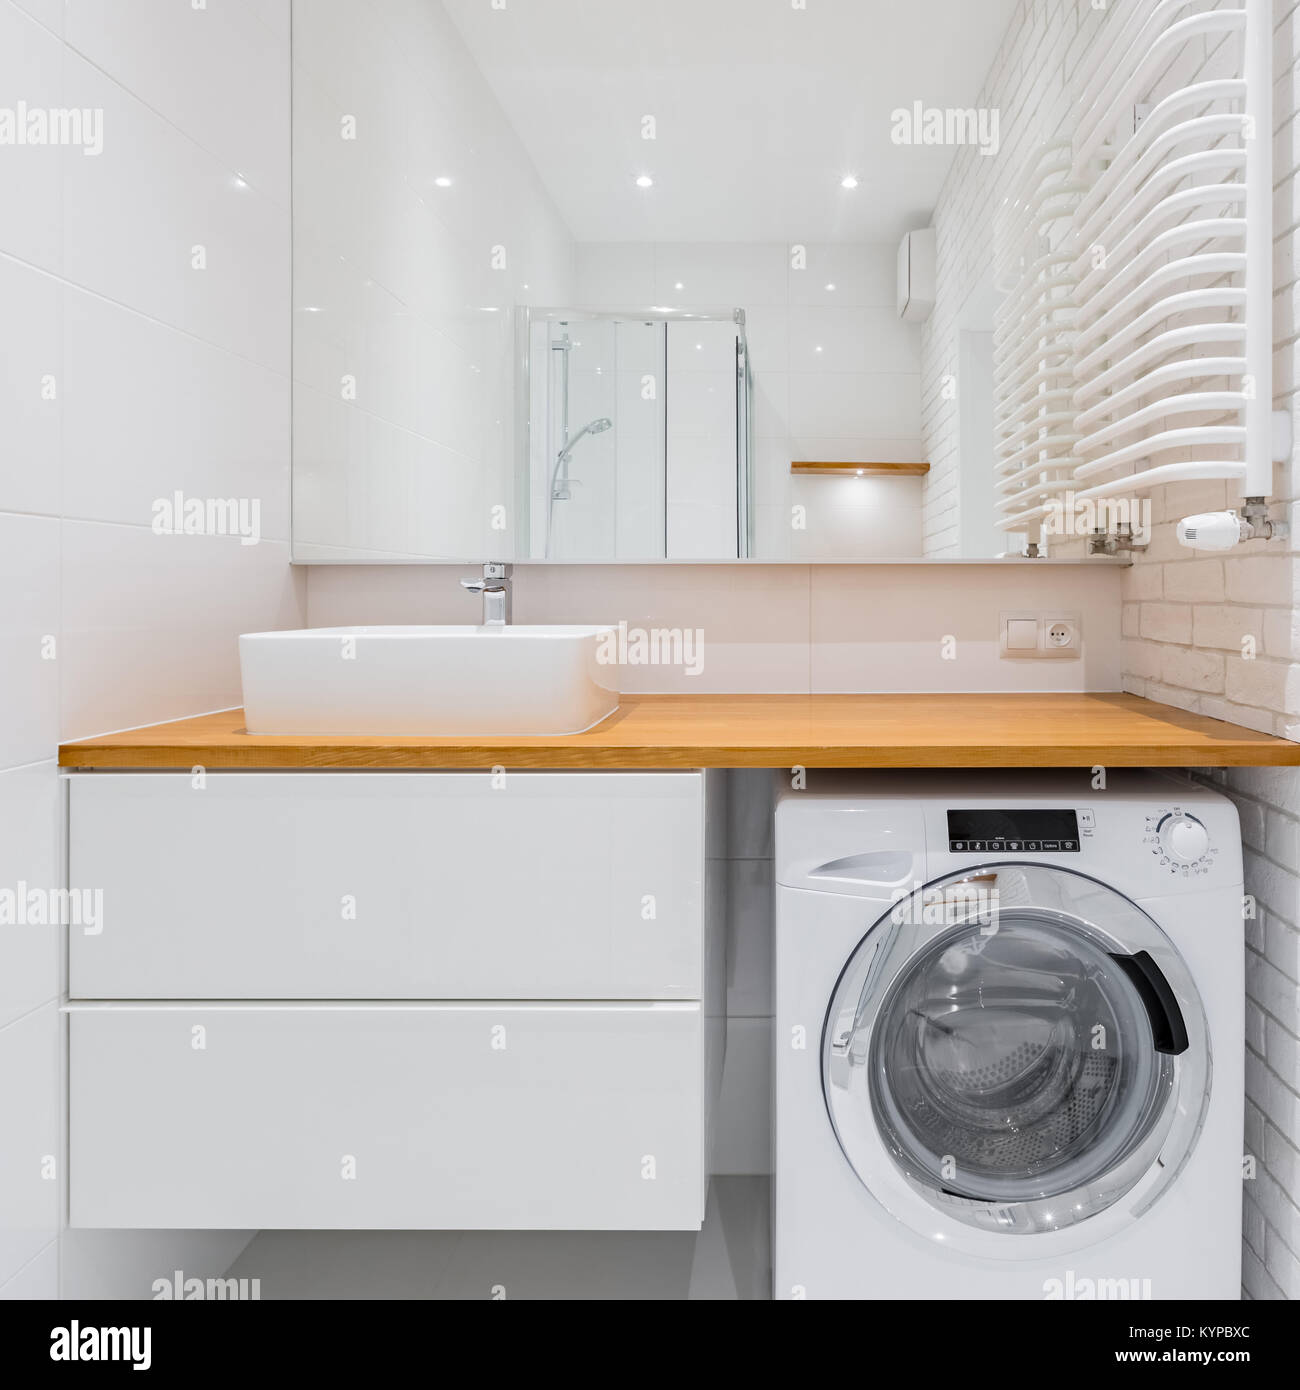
[240,626,619,736]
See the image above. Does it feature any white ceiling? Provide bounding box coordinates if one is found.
[442,0,1019,244]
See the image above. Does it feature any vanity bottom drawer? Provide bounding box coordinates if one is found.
[70,1003,707,1231]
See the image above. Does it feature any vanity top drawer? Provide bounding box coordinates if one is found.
[69,772,705,1000]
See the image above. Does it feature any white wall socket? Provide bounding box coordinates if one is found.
[1000,612,1081,660]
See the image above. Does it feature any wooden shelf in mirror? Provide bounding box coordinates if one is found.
[791,461,930,477]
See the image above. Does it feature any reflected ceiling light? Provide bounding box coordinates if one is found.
[674,282,684,290]
[840,174,859,189]
[825,283,836,291]
[815,345,824,353]
[856,469,865,477]
[435,176,453,187]
[635,174,654,188]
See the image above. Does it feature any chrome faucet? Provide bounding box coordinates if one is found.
[460,562,512,626]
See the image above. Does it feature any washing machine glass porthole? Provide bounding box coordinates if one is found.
[871,915,1170,1202]
[823,863,1210,1240]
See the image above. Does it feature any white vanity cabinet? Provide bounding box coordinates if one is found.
[66,771,725,1232]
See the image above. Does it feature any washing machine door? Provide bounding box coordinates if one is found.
[823,862,1210,1248]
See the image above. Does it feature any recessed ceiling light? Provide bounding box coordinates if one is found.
[815,345,824,353]
[825,283,837,291]
[674,282,684,290]
[840,174,859,189]
[696,343,704,351]
[435,176,453,188]
[636,175,654,188]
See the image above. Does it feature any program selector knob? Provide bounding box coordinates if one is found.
[1158,813,1209,865]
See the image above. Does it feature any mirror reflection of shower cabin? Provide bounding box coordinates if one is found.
[522,309,752,559]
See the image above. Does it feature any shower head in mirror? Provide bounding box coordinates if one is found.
[560,417,613,459]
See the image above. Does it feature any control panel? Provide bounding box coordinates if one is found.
[1143,807,1217,877]
[947,808,1081,854]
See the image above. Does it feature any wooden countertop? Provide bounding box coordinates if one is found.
[58,693,1300,770]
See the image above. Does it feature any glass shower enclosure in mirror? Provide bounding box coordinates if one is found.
[290,0,1029,563]
[523,309,751,560]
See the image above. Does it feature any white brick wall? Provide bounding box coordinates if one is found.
[925,0,1300,1299]
[1193,1,1300,1299]
[1203,765,1300,1299]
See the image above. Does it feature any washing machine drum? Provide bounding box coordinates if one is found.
[823,863,1210,1238]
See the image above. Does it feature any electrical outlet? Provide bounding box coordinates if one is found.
[1000,612,1082,659]
[1046,617,1078,650]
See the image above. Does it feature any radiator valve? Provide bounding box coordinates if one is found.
[1176,499,1288,551]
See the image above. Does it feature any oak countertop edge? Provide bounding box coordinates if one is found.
[56,693,1300,770]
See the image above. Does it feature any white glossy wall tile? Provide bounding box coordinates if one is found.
[0,0,298,1294]
[61,289,291,537]
[0,1006,60,1288]
[0,762,61,1032]
[714,1018,773,1177]
[63,0,290,204]
[0,515,60,769]
[61,53,289,370]
[0,1240,58,1301]
[0,4,63,273]
[0,256,61,515]
[61,524,302,740]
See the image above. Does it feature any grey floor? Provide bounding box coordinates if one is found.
[225,1177,771,1300]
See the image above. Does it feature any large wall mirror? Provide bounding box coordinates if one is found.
[291,0,1033,562]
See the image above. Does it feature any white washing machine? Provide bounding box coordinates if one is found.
[774,770,1243,1299]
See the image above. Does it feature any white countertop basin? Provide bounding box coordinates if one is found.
[240,626,620,736]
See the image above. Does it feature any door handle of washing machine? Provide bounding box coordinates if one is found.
[1110,949,1190,1055]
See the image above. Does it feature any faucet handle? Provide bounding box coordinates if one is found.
[461,562,511,593]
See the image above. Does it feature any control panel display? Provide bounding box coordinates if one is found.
[947,809,1080,854]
